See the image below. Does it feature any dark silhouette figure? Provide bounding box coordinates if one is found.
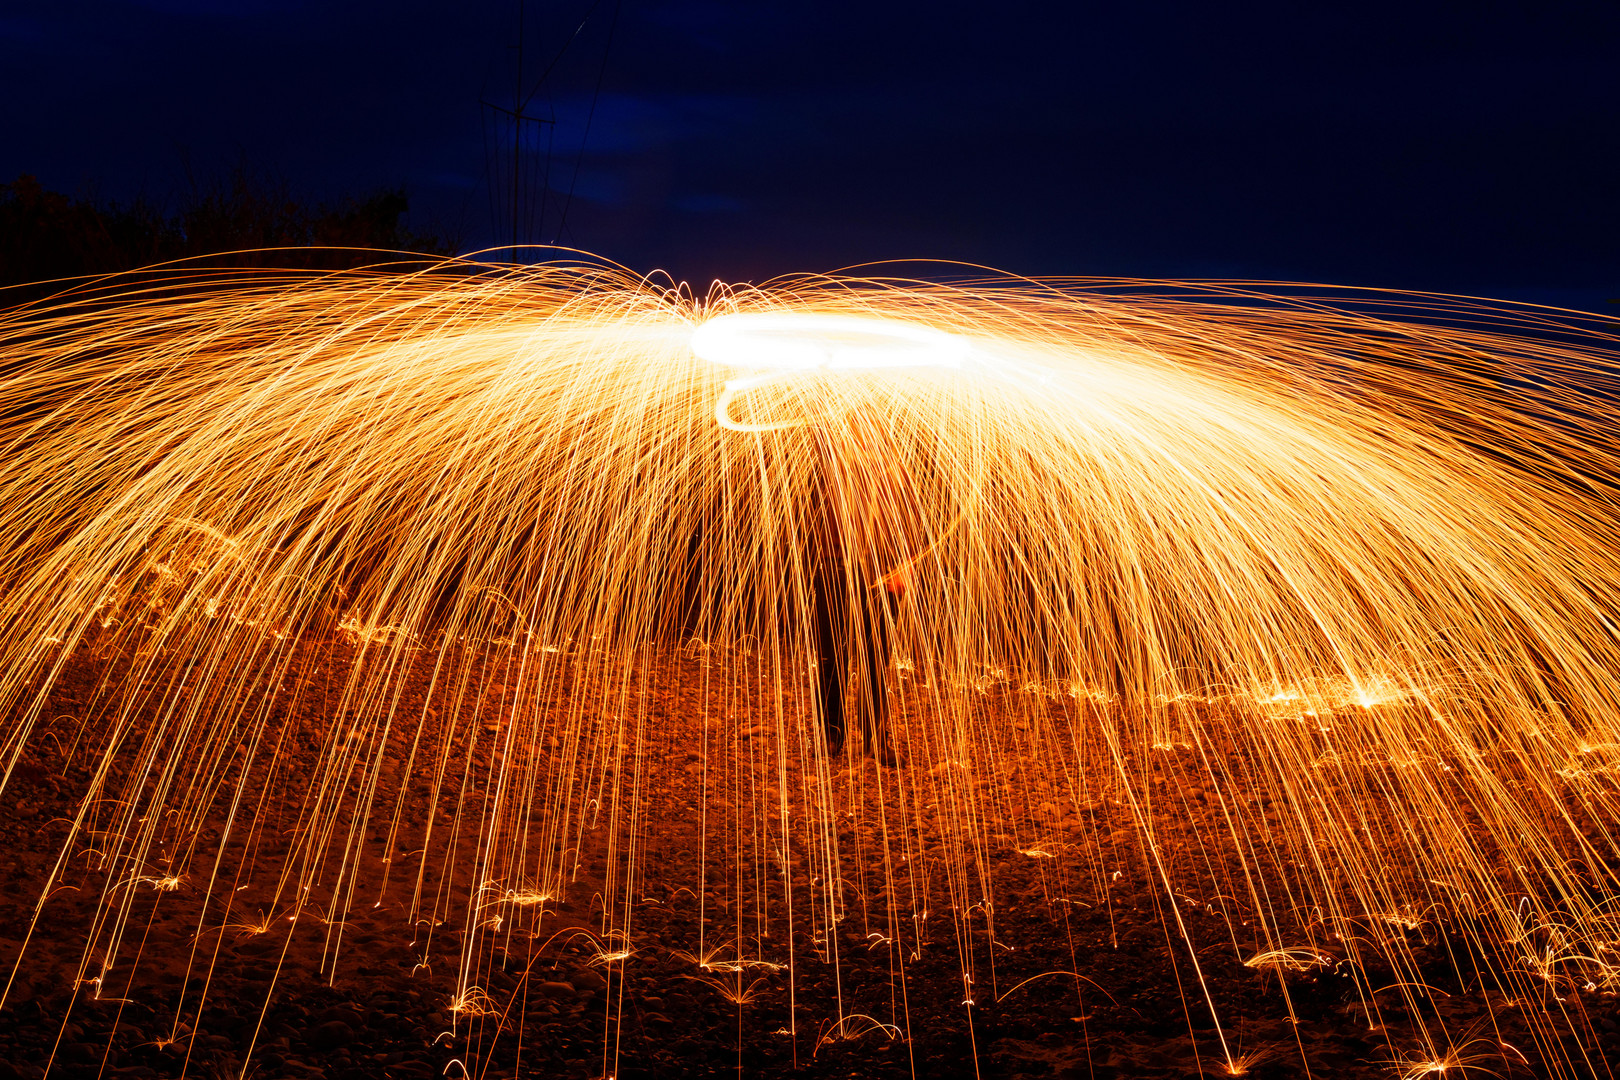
[808,420,916,767]
[811,528,903,764]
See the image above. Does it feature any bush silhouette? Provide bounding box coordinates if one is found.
[0,171,455,289]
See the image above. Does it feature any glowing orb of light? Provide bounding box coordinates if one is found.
[692,312,970,431]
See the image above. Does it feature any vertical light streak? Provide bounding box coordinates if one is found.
[0,263,1616,1077]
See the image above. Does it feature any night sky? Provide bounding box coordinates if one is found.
[3,1,1617,310]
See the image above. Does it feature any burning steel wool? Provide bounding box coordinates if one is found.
[0,261,1619,1078]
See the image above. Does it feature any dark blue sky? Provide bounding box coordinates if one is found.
[2,1,1616,309]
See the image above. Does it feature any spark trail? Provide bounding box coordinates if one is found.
[0,260,1618,1077]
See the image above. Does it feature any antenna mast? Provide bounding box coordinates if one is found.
[482,0,555,263]
[512,0,523,261]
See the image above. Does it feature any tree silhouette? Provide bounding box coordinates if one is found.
[0,171,455,290]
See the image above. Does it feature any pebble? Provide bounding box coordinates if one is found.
[316,1006,364,1028]
[569,968,607,992]
[308,1020,354,1050]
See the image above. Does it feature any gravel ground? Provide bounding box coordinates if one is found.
[1,636,1616,1079]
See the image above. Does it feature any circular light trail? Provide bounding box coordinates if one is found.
[693,311,971,431]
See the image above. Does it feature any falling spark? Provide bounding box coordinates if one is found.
[0,260,1618,1076]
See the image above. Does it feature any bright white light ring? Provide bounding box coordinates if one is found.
[692,312,969,373]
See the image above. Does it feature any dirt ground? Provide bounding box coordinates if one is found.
[1,635,1617,1080]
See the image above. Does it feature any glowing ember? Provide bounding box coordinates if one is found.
[0,260,1617,1077]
